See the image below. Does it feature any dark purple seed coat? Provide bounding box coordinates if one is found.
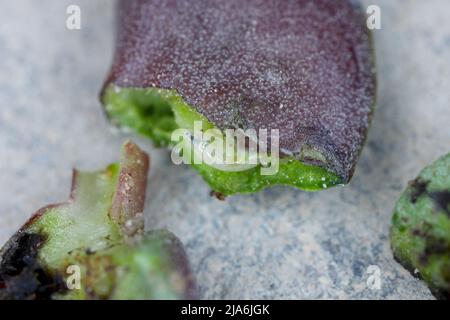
[104,0,376,182]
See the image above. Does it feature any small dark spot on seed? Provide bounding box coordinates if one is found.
[409,179,428,203]
[428,191,450,216]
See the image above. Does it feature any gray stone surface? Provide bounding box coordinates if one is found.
[1,0,449,299]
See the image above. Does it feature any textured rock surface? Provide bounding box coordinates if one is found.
[1,0,450,299]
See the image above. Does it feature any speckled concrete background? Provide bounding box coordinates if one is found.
[1,0,449,299]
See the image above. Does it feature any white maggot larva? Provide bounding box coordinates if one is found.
[190,129,259,172]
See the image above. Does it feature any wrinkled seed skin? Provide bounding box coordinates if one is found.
[104,0,376,181]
